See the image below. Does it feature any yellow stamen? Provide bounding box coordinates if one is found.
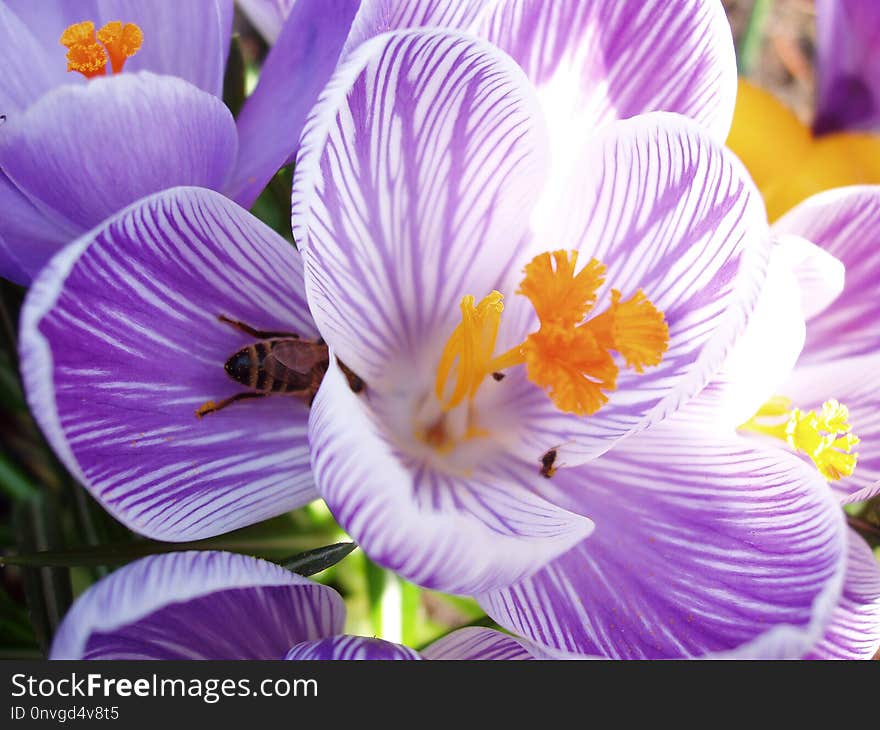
[60,20,143,78]
[740,397,860,481]
[435,291,504,411]
[433,251,669,419]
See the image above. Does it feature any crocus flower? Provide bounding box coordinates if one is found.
[726,0,880,220]
[0,0,233,284]
[475,188,880,660]
[288,27,846,660]
[0,0,325,285]
[50,550,545,660]
[18,1,740,543]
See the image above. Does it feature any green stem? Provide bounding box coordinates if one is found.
[1,530,340,568]
[737,0,773,76]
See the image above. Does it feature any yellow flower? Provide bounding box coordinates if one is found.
[727,78,880,221]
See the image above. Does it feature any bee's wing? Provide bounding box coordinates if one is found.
[266,340,328,375]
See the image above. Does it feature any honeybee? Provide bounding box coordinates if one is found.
[539,448,558,478]
[196,316,329,418]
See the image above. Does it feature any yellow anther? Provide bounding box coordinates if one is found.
[435,291,504,411]
[740,397,859,481]
[60,20,143,78]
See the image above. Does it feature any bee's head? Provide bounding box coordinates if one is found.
[224,348,255,386]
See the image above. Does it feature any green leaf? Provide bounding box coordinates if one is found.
[279,541,357,576]
[0,452,39,501]
[0,584,39,649]
[13,494,74,655]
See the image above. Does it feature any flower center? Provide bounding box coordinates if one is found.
[60,21,143,78]
[740,396,860,481]
[434,250,669,419]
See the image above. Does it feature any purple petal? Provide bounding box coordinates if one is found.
[509,113,770,463]
[20,187,319,541]
[772,186,880,365]
[0,173,76,285]
[0,72,236,241]
[0,1,68,114]
[479,426,846,659]
[226,0,361,207]
[285,636,421,660]
[236,0,296,44]
[51,551,345,660]
[308,361,592,595]
[293,29,548,386]
[478,0,737,145]
[813,0,880,134]
[421,627,537,660]
[807,530,880,659]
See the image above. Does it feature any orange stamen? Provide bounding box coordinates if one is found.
[521,325,619,416]
[518,250,606,328]
[96,21,143,74]
[433,250,669,420]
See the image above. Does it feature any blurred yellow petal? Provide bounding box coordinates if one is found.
[728,78,880,221]
[727,79,811,220]
[779,133,880,217]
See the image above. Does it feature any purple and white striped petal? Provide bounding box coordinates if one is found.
[293,29,548,387]
[0,72,237,275]
[772,186,880,365]
[421,627,538,660]
[20,187,319,541]
[479,426,846,659]
[478,0,737,149]
[806,530,880,660]
[509,113,770,462]
[669,235,841,431]
[51,551,345,660]
[813,0,880,135]
[227,0,361,207]
[342,0,492,55]
[781,354,880,504]
[308,361,593,595]
[285,636,421,660]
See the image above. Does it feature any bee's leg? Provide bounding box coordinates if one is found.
[195,391,267,418]
[218,315,300,340]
